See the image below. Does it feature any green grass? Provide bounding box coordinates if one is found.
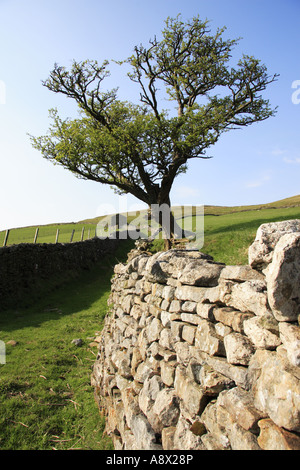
[148,205,300,266]
[1,193,300,249]
[0,240,133,450]
[0,223,97,246]
[1,195,300,449]
[202,205,300,265]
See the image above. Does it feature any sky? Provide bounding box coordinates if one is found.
[0,0,299,230]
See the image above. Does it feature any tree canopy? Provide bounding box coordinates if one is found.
[30,15,278,241]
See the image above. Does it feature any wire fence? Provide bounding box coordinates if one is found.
[0,224,98,247]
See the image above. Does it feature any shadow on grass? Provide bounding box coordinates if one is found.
[205,210,300,236]
[0,240,134,333]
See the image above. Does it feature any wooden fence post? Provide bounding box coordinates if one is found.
[55,229,59,243]
[70,229,75,243]
[33,227,39,244]
[87,228,90,239]
[3,229,9,247]
[81,227,85,241]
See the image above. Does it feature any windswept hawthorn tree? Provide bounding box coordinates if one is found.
[30,15,278,248]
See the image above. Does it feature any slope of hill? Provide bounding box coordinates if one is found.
[1,195,300,251]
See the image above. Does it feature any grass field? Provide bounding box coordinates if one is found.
[0,240,133,450]
[0,223,98,246]
[1,194,300,255]
[1,194,300,449]
[202,205,300,265]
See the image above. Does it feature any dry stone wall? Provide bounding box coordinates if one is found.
[91,221,300,451]
[0,237,120,309]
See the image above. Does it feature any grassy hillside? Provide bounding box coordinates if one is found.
[1,196,300,449]
[202,205,300,265]
[1,194,300,250]
[0,240,133,450]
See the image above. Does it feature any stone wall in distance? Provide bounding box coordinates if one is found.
[0,237,120,309]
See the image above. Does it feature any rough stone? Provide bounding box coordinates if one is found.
[248,219,300,270]
[195,320,225,356]
[199,364,234,396]
[248,350,300,432]
[217,387,266,433]
[224,332,255,366]
[267,232,300,322]
[257,418,300,450]
[178,260,224,286]
[146,317,163,343]
[152,388,180,427]
[279,321,300,366]
[173,416,206,450]
[220,265,265,282]
[213,306,253,333]
[174,366,209,417]
[243,314,281,350]
[182,324,197,345]
[225,280,270,316]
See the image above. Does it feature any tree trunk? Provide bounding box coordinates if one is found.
[149,194,183,251]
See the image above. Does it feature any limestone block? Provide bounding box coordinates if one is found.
[174,342,191,366]
[111,350,132,378]
[146,317,163,343]
[200,401,231,449]
[169,300,182,313]
[217,387,266,433]
[195,320,225,357]
[196,303,215,321]
[161,426,177,450]
[174,365,209,417]
[175,285,207,303]
[182,301,197,313]
[182,325,197,345]
[131,347,143,376]
[152,388,180,427]
[225,280,270,316]
[213,306,253,333]
[257,418,300,450]
[161,360,177,387]
[173,415,206,450]
[279,322,300,366]
[248,350,300,432]
[159,327,174,350]
[181,313,202,325]
[130,413,158,450]
[224,332,255,366]
[178,260,224,287]
[121,294,134,313]
[220,265,265,282]
[121,386,140,428]
[161,310,171,327]
[138,375,164,432]
[267,233,300,322]
[135,359,154,383]
[162,285,176,301]
[170,321,185,342]
[243,314,281,350]
[214,322,232,337]
[199,364,234,397]
[249,220,300,269]
[217,406,261,450]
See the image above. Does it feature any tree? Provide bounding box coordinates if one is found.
[30,15,278,248]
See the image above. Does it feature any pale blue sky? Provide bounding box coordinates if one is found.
[0,0,299,230]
